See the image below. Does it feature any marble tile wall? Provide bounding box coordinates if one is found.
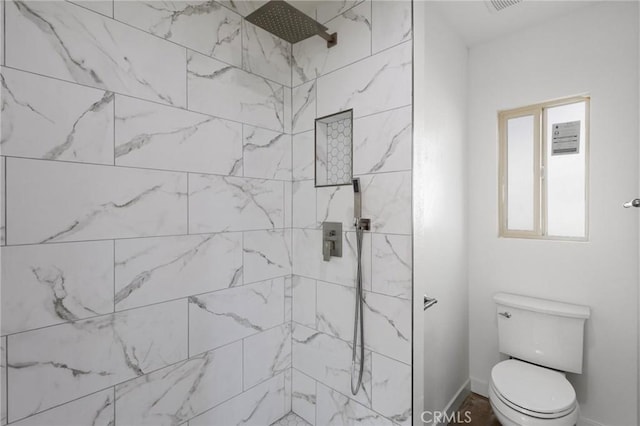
[289,1,413,425]
[0,1,293,425]
[1,1,413,425]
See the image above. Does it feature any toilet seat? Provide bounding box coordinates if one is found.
[490,360,578,422]
[489,385,579,426]
[490,381,574,419]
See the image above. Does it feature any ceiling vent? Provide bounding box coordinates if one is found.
[484,0,524,13]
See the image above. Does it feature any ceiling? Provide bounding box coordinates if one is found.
[428,0,601,46]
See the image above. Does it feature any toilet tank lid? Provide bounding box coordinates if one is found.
[493,293,590,319]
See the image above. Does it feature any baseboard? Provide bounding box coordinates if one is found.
[577,417,605,426]
[469,376,488,398]
[432,379,471,426]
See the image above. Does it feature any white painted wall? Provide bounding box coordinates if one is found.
[637,4,640,424]
[468,3,639,425]
[414,2,469,421]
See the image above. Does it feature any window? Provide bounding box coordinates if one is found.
[499,97,589,240]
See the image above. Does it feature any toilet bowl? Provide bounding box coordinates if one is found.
[489,359,578,426]
[489,293,590,426]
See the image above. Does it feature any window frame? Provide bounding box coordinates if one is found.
[498,96,590,241]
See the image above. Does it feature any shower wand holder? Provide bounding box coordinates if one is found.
[354,218,370,231]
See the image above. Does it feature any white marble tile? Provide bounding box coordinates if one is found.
[316,185,353,228]
[187,51,284,132]
[315,123,328,187]
[285,367,293,413]
[285,275,293,322]
[293,180,317,229]
[243,229,292,283]
[292,275,316,328]
[293,131,314,181]
[190,373,285,426]
[114,1,242,67]
[353,106,412,175]
[243,323,291,389]
[11,388,114,426]
[1,241,114,335]
[272,411,312,426]
[0,1,3,67]
[115,342,242,426]
[371,354,411,426]
[288,1,317,19]
[292,229,371,289]
[6,0,186,107]
[69,1,113,17]
[218,0,267,17]
[363,292,410,364]
[302,281,410,366]
[7,300,187,422]
[292,2,371,86]
[292,369,316,426]
[242,20,291,87]
[243,125,292,180]
[316,0,365,24]
[371,0,411,54]
[1,337,5,426]
[316,41,411,119]
[6,158,187,245]
[115,233,242,311]
[189,174,284,232]
[371,233,411,300]
[115,95,243,175]
[315,281,354,342]
[358,171,411,235]
[1,67,114,165]
[315,382,392,426]
[0,157,5,246]
[292,324,371,407]
[189,278,284,355]
[285,180,293,229]
[292,80,316,134]
[284,86,292,134]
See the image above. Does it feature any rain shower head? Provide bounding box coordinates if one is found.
[484,0,523,13]
[245,0,337,48]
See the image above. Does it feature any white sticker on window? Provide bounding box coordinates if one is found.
[552,121,580,155]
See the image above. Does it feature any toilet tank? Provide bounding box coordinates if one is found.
[494,293,590,374]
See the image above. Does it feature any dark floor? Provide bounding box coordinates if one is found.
[449,393,501,426]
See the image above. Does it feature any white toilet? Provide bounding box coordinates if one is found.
[489,293,590,426]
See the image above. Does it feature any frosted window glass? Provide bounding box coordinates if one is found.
[546,102,586,237]
[507,115,535,231]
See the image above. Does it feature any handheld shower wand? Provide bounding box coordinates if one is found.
[351,178,369,395]
[353,178,362,223]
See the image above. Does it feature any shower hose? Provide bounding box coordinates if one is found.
[350,223,365,395]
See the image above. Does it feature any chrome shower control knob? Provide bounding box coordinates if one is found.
[623,198,640,208]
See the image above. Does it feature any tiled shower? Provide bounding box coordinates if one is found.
[0,1,413,425]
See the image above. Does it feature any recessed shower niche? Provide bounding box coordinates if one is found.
[315,109,353,187]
